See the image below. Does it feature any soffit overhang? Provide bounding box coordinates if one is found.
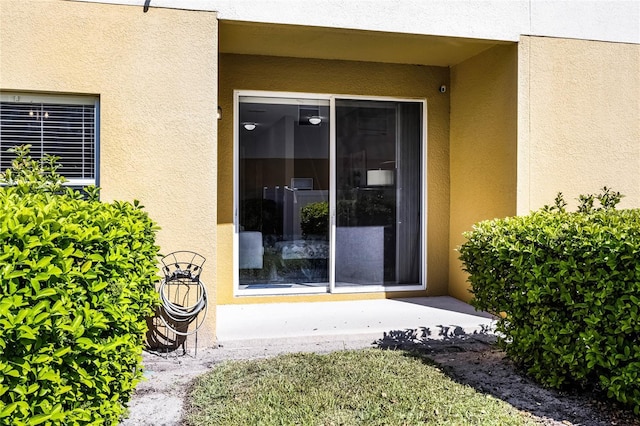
[220,20,512,67]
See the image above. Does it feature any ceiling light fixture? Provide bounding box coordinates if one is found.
[308,116,322,125]
[243,122,256,131]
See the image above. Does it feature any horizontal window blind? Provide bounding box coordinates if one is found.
[0,95,97,185]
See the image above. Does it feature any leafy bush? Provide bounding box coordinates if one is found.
[459,189,640,413]
[300,201,329,239]
[0,146,160,424]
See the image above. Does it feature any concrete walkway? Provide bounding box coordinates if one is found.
[216,296,496,347]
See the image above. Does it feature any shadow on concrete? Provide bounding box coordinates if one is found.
[392,297,495,319]
[374,326,639,426]
[374,323,494,350]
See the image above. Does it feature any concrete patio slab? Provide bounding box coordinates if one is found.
[216,296,496,347]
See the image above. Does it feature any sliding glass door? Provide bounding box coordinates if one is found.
[236,92,423,294]
[334,99,422,288]
[237,95,330,291]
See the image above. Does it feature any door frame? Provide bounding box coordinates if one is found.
[232,90,427,297]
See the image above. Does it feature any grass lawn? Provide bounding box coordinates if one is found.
[184,349,539,425]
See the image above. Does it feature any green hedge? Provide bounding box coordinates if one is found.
[0,146,160,424]
[459,205,640,413]
[300,202,329,239]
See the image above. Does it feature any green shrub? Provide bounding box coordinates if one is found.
[0,146,160,424]
[300,201,329,239]
[459,190,640,413]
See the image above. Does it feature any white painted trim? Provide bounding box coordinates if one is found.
[63,179,96,186]
[236,286,328,297]
[421,100,428,290]
[328,96,337,294]
[332,284,425,295]
[232,90,240,298]
[0,92,98,104]
[234,283,426,297]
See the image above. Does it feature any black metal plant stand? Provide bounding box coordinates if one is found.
[154,251,208,357]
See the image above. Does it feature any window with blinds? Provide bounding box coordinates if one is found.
[0,93,98,186]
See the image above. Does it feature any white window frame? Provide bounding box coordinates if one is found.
[233,90,427,297]
[0,92,99,187]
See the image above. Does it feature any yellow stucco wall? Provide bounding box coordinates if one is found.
[449,44,518,302]
[218,54,450,304]
[518,36,640,213]
[0,1,219,343]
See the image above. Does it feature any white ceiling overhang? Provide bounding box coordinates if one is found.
[220,20,511,68]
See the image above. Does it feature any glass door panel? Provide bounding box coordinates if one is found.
[334,99,422,288]
[237,93,423,294]
[238,96,330,291]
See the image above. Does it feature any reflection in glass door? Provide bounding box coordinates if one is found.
[334,99,422,288]
[237,96,330,291]
[236,93,423,294]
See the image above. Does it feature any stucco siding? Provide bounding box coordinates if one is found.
[218,54,450,304]
[0,0,219,342]
[518,37,640,213]
[449,44,518,301]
